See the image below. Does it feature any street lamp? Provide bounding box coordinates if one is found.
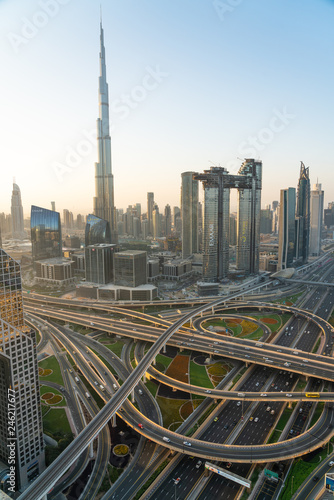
[291,475,294,496]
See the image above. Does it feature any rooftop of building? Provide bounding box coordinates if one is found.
[115,250,147,256]
[78,282,156,291]
[35,257,74,265]
[85,243,116,249]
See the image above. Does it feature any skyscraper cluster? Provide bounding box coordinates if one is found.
[192,159,262,282]
[278,162,318,270]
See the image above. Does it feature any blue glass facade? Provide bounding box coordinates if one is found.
[31,206,62,262]
[85,214,111,247]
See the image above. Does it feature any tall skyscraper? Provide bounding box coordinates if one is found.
[164,204,172,237]
[147,192,154,236]
[0,249,45,492]
[181,172,198,259]
[152,204,160,239]
[309,182,324,256]
[93,22,117,244]
[30,206,62,262]
[11,183,25,239]
[236,159,262,274]
[195,167,231,281]
[195,159,262,281]
[295,162,310,264]
[278,187,296,270]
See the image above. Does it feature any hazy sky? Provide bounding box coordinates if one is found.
[1,0,333,218]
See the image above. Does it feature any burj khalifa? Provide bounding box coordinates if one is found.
[93,21,118,243]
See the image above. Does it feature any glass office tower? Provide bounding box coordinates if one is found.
[309,183,324,257]
[181,172,199,259]
[295,162,310,264]
[236,159,262,274]
[30,206,62,262]
[85,214,111,247]
[0,249,45,492]
[195,167,230,281]
[278,187,296,270]
[114,250,147,287]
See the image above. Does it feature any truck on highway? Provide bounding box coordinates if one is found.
[306,392,319,398]
[99,385,105,391]
[85,392,91,399]
[75,377,80,383]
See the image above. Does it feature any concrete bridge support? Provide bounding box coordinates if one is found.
[111,414,117,427]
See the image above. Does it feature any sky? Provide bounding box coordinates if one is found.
[0,0,333,218]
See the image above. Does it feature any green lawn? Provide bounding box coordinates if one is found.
[156,396,186,429]
[155,354,172,371]
[310,403,324,427]
[267,429,281,444]
[276,408,292,431]
[43,407,72,436]
[280,449,330,500]
[189,360,213,389]
[145,380,159,397]
[39,355,64,386]
[103,341,125,357]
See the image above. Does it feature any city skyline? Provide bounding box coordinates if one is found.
[0,0,333,217]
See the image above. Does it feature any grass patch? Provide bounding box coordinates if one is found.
[243,327,263,340]
[276,408,292,431]
[207,361,231,377]
[231,366,247,386]
[295,380,307,392]
[310,403,324,427]
[190,360,213,389]
[99,464,123,493]
[145,380,159,397]
[103,341,125,358]
[39,355,64,386]
[280,451,328,500]
[43,407,72,435]
[312,338,321,353]
[156,396,187,429]
[267,429,281,443]
[155,354,173,371]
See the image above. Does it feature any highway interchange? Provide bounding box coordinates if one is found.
[18,254,334,500]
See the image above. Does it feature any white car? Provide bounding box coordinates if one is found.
[183,441,191,447]
[254,417,259,422]
[286,394,292,397]
[260,393,267,397]
[329,461,334,466]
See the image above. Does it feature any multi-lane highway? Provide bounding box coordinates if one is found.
[18,256,334,500]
